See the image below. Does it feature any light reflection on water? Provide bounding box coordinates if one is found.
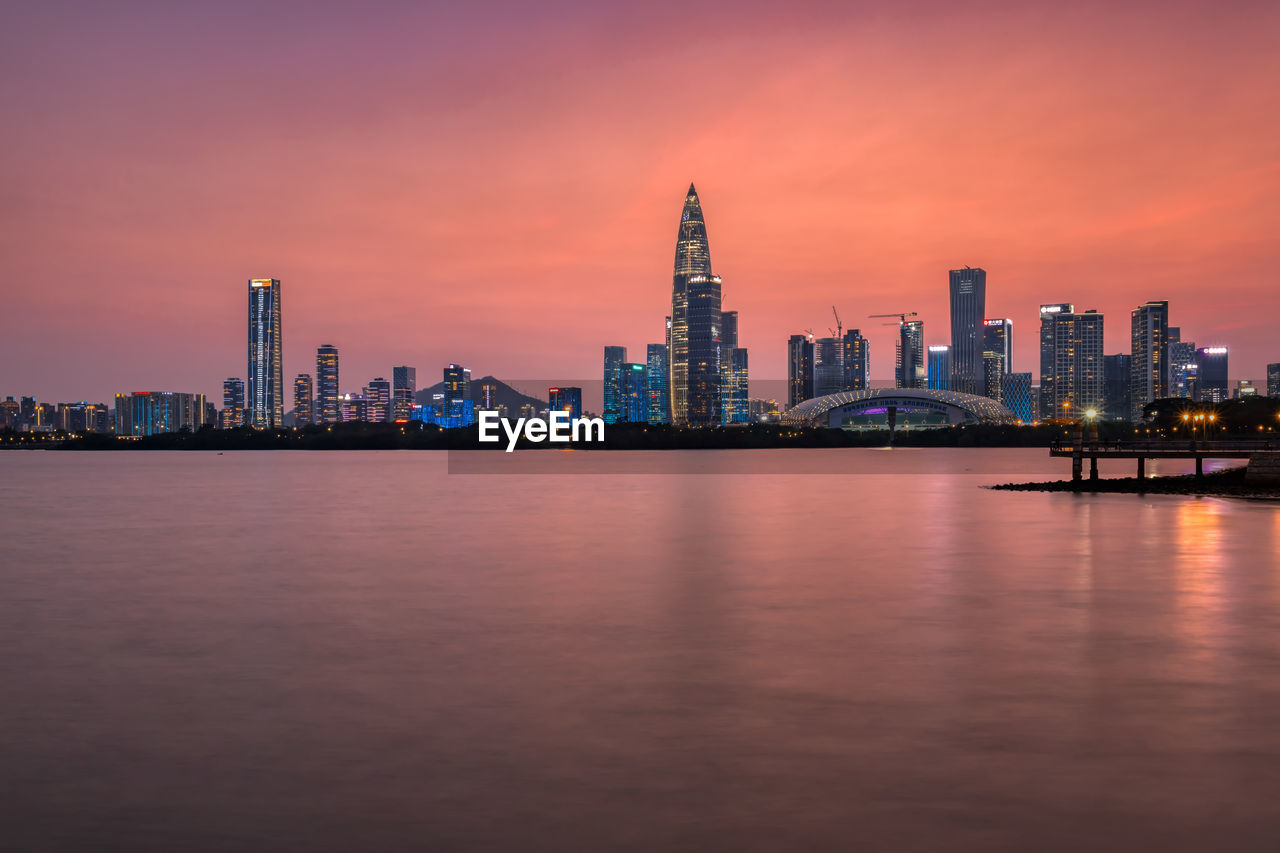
[1,449,1278,851]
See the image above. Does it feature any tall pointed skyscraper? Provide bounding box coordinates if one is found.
[670,183,722,426]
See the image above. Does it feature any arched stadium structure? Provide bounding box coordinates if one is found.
[782,388,1018,430]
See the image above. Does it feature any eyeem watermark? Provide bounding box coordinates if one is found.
[478,410,605,452]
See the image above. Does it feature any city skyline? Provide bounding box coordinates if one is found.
[3,3,1278,403]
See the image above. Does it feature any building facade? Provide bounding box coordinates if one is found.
[842,329,869,391]
[622,363,647,423]
[896,320,925,389]
[603,346,627,424]
[1039,305,1104,419]
[927,345,951,391]
[114,392,207,436]
[1197,347,1229,403]
[247,277,284,428]
[366,377,391,422]
[221,377,245,429]
[548,386,583,420]
[723,348,749,424]
[670,184,722,426]
[1001,373,1034,422]
[787,334,814,408]
[949,267,987,396]
[293,373,313,426]
[813,336,843,398]
[1268,363,1280,399]
[1102,354,1131,422]
[645,343,670,424]
[1130,300,1169,420]
[392,366,416,421]
[316,345,340,424]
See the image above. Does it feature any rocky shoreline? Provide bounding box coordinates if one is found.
[990,466,1280,500]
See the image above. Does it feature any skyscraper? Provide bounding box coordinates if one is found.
[366,377,391,422]
[392,366,416,421]
[841,329,869,391]
[549,387,583,420]
[622,363,647,423]
[645,343,670,424]
[221,377,245,429]
[670,184,722,426]
[603,346,627,424]
[1167,328,1197,399]
[114,392,207,436]
[443,364,472,420]
[723,348,749,424]
[1130,300,1169,420]
[293,373,313,426]
[787,334,814,407]
[1102,354,1131,421]
[982,318,1012,401]
[1268,363,1280,399]
[1040,305,1104,418]
[316,345,340,424]
[1001,373,1034,422]
[813,337,843,397]
[247,278,284,428]
[927,346,951,391]
[949,267,986,395]
[896,320,925,389]
[1197,347,1229,403]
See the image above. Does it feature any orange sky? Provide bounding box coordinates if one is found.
[2,1,1278,402]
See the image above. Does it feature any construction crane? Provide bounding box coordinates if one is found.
[802,328,815,341]
[868,311,918,326]
[829,306,842,339]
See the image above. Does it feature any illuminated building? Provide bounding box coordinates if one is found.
[1102,354,1131,421]
[293,373,313,426]
[316,345,340,424]
[392,366,416,421]
[927,345,951,391]
[1039,304,1104,419]
[1130,300,1169,419]
[645,343,670,424]
[1235,380,1258,399]
[1268,363,1280,398]
[603,346,627,424]
[0,397,18,429]
[366,377,391,422]
[787,334,814,407]
[670,184,722,426]
[57,402,110,433]
[340,393,369,422]
[949,267,986,395]
[982,352,1005,402]
[549,387,582,420]
[114,392,207,436]
[1197,346,1229,403]
[1167,328,1197,398]
[443,364,471,407]
[748,398,781,422]
[246,277,283,428]
[723,348,749,424]
[896,320,925,389]
[1001,373,1034,422]
[479,382,498,411]
[221,378,245,428]
[982,319,1012,373]
[623,363,647,423]
[813,336,843,398]
[842,329,869,391]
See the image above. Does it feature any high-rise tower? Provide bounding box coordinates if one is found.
[670,184,721,426]
[247,278,284,428]
[316,345,340,423]
[949,267,986,396]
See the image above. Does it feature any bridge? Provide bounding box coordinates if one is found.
[1051,438,1280,481]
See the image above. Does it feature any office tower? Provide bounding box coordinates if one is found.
[340,393,369,422]
[442,364,472,421]
[813,336,843,397]
[1130,300,1169,420]
[841,329,869,391]
[548,386,583,420]
[670,184,722,426]
[246,278,284,428]
[722,348,749,424]
[114,392,207,436]
[479,382,498,410]
[982,319,1012,372]
[1197,347,1229,403]
[392,366,416,421]
[622,363,647,423]
[316,345,340,424]
[949,267,986,395]
[927,346,951,391]
[645,343,670,424]
[293,373,313,426]
[1235,380,1258,399]
[366,377,391,422]
[603,346,627,424]
[896,320,925,389]
[221,378,245,429]
[1102,354,1132,421]
[0,397,18,430]
[1268,363,1280,398]
[1167,328,1197,398]
[721,310,738,349]
[982,318,1012,401]
[787,334,814,407]
[1039,305,1104,418]
[1001,373,1034,422]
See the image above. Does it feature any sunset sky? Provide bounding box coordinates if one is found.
[2,1,1278,403]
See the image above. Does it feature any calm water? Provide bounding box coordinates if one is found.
[3,449,1280,851]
